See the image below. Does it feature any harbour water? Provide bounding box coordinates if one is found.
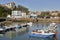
[0,22,60,40]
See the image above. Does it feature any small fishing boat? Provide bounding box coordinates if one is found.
[14,24,21,30]
[0,27,5,34]
[27,22,32,26]
[29,23,57,38]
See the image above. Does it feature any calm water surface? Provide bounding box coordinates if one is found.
[0,23,60,40]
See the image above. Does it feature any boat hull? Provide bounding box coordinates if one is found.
[0,30,5,34]
[29,33,55,38]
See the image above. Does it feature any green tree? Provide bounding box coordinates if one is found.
[0,6,12,17]
[16,5,29,14]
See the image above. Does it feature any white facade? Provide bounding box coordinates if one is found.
[30,14,37,17]
[12,11,26,18]
[30,13,37,19]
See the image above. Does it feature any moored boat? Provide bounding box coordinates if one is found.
[27,22,32,26]
[0,28,5,34]
[29,23,57,38]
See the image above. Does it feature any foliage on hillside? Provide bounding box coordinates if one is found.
[15,5,29,14]
[37,11,51,18]
[0,6,12,17]
[0,4,29,17]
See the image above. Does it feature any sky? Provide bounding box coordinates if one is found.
[0,0,60,11]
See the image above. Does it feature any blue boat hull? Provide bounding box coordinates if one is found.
[29,33,55,38]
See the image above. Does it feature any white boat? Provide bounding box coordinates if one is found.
[29,23,57,38]
[27,22,32,26]
[0,28,5,34]
[0,28,4,31]
[15,24,27,32]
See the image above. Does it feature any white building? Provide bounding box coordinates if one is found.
[30,13,37,19]
[12,11,26,18]
[1,2,15,10]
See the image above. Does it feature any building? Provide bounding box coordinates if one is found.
[11,10,26,18]
[50,11,59,16]
[30,13,37,19]
[1,2,15,10]
[35,11,41,15]
[50,11,60,19]
[28,12,37,19]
